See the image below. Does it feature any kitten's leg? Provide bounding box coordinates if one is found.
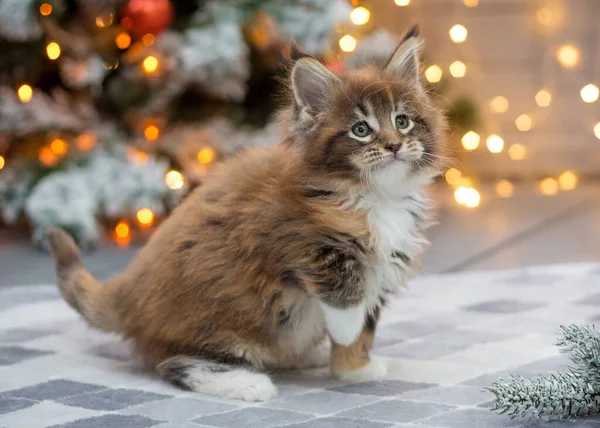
[156,356,278,402]
[329,309,387,382]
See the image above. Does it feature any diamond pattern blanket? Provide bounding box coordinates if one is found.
[2,263,600,428]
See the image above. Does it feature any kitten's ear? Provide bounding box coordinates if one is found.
[291,57,340,115]
[384,25,422,81]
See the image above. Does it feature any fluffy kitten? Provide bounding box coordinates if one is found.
[48,25,446,402]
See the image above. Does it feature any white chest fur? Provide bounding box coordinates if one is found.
[361,192,430,313]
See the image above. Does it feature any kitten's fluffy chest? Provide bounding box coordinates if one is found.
[360,192,430,311]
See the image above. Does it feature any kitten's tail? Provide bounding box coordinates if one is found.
[47,228,120,333]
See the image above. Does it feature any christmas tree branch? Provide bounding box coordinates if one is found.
[488,372,600,419]
[489,324,600,420]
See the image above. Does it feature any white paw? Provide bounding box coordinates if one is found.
[228,373,278,402]
[319,301,366,346]
[335,357,388,382]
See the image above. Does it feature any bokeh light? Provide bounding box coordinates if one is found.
[490,96,509,113]
[136,208,154,227]
[425,65,443,83]
[449,61,467,78]
[515,114,533,132]
[350,7,370,25]
[449,25,468,43]
[495,180,514,198]
[539,178,559,196]
[580,84,599,103]
[18,84,33,103]
[535,90,552,107]
[556,44,580,69]
[165,170,184,190]
[486,135,504,153]
[197,147,215,165]
[339,35,357,52]
[558,171,578,191]
[461,131,480,151]
[508,143,527,161]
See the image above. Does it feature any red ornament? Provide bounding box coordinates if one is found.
[325,60,346,75]
[121,0,174,39]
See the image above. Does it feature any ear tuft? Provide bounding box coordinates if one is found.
[384,25,423,81]
[288,40,315,61]
[291,58,339,115]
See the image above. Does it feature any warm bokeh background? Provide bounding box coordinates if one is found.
[1,0,599,282]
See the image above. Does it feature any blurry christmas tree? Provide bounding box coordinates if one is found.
[0,0,478,249]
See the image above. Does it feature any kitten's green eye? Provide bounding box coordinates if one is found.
[351,122,371,138]
[395,115,411,130]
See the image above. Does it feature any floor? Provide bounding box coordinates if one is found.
[1,182,599,287]
[2,263,600,427]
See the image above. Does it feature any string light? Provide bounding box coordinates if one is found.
[515,114,533,131]
[115,221,130,239]
[46,42,61,60]
[39,3,52,16]
[449,61,466,78]
[508,143,527,160]
[115,221,131,247]
[454,186,480,208]
[350,7,370,25]
[536,7,554,25]
[115,32,131,50]
[556,44,580,69]
[489,96,509,113]
[558,171,578,191]
[144,125,159,141]
[39,147,58,166]
[394,0,410,5]
[339,35,357,52]
[425,65,442,83]
[449,25,468,43]
[496,180,514,198]
[165,170,184,190]
[580,84,599,103]
[461,131,480,151]
[76,133,96,151]
[594,123,600,139]
[142,56,159,74]
[535,90,552,107]
[136,208,154,227]
[444,168,462,185]
[50,138,67,155]
[463,0,478,6]
[197,147,215,165]
[142,33,155,46]
[128,148,149,164]
[17,84,33,103]
[0,155,4,171]
[539,177,559,196]
[96,13,113,28]
[486,135,504,153]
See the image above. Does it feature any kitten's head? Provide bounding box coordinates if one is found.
[286,26,447,193]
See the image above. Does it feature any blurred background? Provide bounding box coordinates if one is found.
[1,0,599,285]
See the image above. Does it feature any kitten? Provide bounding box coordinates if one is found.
[48,25,446,402]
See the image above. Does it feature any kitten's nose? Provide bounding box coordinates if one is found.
[385,144,401,154]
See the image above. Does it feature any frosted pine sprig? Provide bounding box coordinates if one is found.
[488,324,600,420]
[488,372,600,419]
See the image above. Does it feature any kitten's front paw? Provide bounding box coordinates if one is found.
[230,373,278,402]
[334,357,388,382]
